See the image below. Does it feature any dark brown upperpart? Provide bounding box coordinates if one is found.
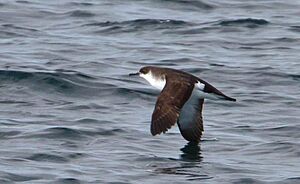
[151,72,195,136]
[140,66,236,101]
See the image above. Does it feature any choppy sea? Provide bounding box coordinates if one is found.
[0,0,300,183]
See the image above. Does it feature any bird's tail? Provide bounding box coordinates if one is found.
[223,95,236,102]
[199,82,236,102]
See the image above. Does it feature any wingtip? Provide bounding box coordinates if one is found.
[151,130,156,136]
[151,126,160,136]
[151,126,167,136]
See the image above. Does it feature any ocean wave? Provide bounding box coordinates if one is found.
[75,118,104,124]
[25,151,86,163]
[218,18,269,28]
[15,0,31,4]
[290,74,300,81]
[67,10,95,18]
[42,127,87,140]
[0,130,22,139]
[54,178,82,184]
[0,69,111,92]
[1,24,39,32]
[68,2,94,6]
[0,172,40,182]
[0,23,42,38]
[21,126,127,141]
[158,0,215,10]
[84,19,192,33]
[289,25,300,32]
[34,9,95,19]
[0,30,27,38]
[231,178,264,184]
[256,71,300,82]
[26,153,69,163]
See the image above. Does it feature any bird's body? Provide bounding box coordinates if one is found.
[130,66,236,143]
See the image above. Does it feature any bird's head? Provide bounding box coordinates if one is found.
[129,66,151,78]
[129,66,166,90]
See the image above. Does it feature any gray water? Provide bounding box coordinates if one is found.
[0,0,300,183]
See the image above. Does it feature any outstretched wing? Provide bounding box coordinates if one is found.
[151,76,195,135]
[177,99,204,142]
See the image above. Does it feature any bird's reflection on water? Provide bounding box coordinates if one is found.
[152,142,212,180]
[180,141,202,162]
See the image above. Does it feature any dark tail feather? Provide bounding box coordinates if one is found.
[199,79,236,102]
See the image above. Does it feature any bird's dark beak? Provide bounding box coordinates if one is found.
[129,72,140,76]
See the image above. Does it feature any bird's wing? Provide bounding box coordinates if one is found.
[151,76,195,136]
[177,99,204,142]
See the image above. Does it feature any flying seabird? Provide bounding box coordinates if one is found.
[129,66,236,143]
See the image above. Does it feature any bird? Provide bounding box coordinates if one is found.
[129,66,236,143]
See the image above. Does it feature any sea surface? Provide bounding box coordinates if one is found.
[0,0,300,183]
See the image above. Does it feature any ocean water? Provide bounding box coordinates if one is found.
[0,0,300,183]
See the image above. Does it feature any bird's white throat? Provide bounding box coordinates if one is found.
[140,71,166,91]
